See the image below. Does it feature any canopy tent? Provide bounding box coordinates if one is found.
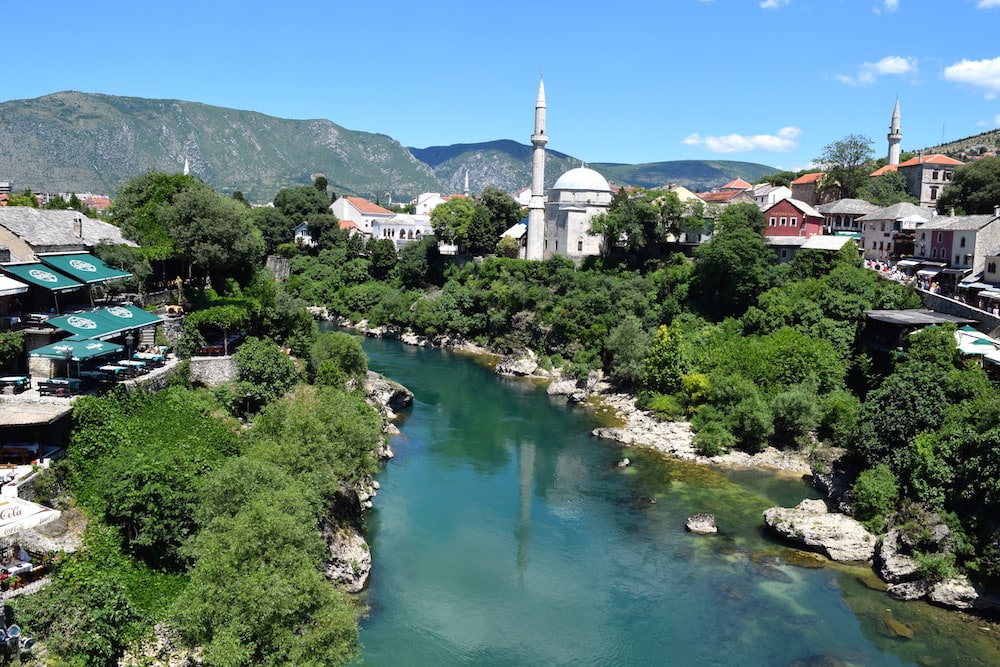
[38,253,131,284]
[0,275,28,297]
[29,339,123,362]
[48,304,161,341]
[0,497,60,539]
[0,263,84,293]
[895,259,920,268]
[917,267,943,278]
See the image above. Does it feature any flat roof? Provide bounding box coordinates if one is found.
[0,402,72,427]
[865,309,977,327]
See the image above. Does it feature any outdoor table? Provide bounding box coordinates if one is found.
[79,370,112,384]
[2,559,31,577]
[133,352,165,366]
[97,365,128,380]
[39,377,82,396]
[0,376,30,394]
[118,359,148,374]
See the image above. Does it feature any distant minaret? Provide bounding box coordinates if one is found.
[183,158,190,176]
[526,76,547,261]
[887,98,902,166]
[464,170,470,197]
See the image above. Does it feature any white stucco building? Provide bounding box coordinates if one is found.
[542,167,612,260]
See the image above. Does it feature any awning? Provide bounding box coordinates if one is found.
[0,275,28,297]
[29,339,123,362]
[38,253,131,284]
[961,282,993,290]
[895,259,920,268]
[0,263,84,293]
[48,305,162,341]
[0,497,60,538]
[980,290,1000,300]
[941,268,972,276]
[917,268,943,277]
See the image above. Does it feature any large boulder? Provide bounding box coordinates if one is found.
[320,485,372,593]
[876,529,921,583]
[762,499,877,562]
[686,513,718,535]
[496,350,539,377]
[928,576,980,610]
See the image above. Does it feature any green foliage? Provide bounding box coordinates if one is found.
[769,386,820,447]
[605,315,650,385]
[110,172,198,260]
[692,419,736,456]
[68,388,241,568]
[232,337,300,411]
[641,392,685,420]
[643,325,682,393]
[310,331,368,384]
[816,134,875,199]
[914,550,957,583]
[690,220,774,319]
[0,330,24,370]
[817,389,860,446]
[851,464,899,532]
[858,170,918,206]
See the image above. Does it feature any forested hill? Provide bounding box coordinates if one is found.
[410,140,778,194]
[0,91,777,203]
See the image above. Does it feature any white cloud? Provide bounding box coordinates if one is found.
[760,0,790,8]
[977,0,1000,8]
[873,0,899,14]
[683,127,801,153]
[835,55,917,85]
[945,56,1000,97]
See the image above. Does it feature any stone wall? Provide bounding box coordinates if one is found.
[188,356,237,387]
[921,291,1000,336]
[265,255,290,281]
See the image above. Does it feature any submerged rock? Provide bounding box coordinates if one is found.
[762,499,877,562]
[885,615,914,639]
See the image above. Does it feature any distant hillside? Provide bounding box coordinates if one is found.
[0,91,443,203]
[0,91,778,205]
[921,128,1000,160]
[411,141,777,194]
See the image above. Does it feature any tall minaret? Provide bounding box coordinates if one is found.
[464,170,470,198]
[887,97,902,166]
[526,76,547,261]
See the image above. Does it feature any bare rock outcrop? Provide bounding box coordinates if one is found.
[496,350,540,377]
[686,513,718,535]
[320,485,372,593]
[763,499,877,562]
[876,529,921,584]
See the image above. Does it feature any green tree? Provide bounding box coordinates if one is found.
[232,337,300,411]
[273,185,332,222]
[858,170,918,206]
[397,236,443,288]
[689,221,774,319]
[643,324,683,393]
[851,463,899,531]
[367,237,398,280]
[817,134,875,198]
[479,187,523,237]
[605,315,651,385]
[430,197,477,247]
[936,156,1000,215]
[161,184,265,289]
[249,205,294,255]
[310,331,368,384]
[110,172,199,261]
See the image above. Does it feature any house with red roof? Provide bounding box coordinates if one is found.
[330,196,395,238]
[762,198,824,238]
[790,172,825,206]
[895,154,963,210]
[720,178,752,192]
[696,189,753,207]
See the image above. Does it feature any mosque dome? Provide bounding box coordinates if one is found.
[552,167,611,192]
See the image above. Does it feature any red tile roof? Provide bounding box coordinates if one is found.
[898,154,963,167]
[339,220,358,230]
[721,178,752,190]
[791,172,824,185]
[698,191,746,203]
[869,164,898,177]
[343,196,393,215]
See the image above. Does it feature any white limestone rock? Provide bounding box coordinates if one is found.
[496,351,539,377]
[887,580,930,601]
[686,513,718,535]
[877,529,921,584]
[762,499,877,562]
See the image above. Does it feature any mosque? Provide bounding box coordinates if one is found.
[521,77,613,261]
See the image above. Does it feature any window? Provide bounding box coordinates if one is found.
[937,232,943,242]
[780,217,787,226]
[769,217,776,227]
[780,249,788,259]
[790,217,797,227]
[931,187,939,201]
[577,240,583,252]
[989,262,997,273]
[960,236,966,248]
[931,248,937,258]
[932,170,939,180]
[955,255,960,265]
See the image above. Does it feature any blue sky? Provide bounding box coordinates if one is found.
[5,0,1000,173]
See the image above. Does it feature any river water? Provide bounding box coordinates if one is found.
[353,335,1000,666]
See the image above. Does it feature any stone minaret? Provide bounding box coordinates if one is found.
[464,170,470,198]
[887,98,902,166]
[526,76,547,261]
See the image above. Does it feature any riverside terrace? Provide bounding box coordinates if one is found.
[0,351,180,467]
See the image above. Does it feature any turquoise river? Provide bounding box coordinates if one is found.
[352,335,1000,666]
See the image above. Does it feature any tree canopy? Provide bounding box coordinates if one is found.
[937,156,1000,215]
[817,134,875,199]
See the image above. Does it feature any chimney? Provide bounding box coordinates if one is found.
[949,207,955,217]
[73,216,83,238]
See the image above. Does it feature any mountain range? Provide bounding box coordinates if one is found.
[0,91,779,204]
